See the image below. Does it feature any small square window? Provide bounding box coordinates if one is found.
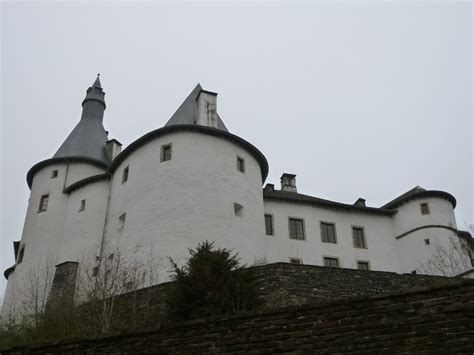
[234,202,243,216]
[122,166,129,184]
[289,218,305,240]
[79,199,86,212]
[161,144,172,162]
[357,261,370,271]
[17,244,25,264]
[420,203,430,215]
[51,170,58,178]
[118,213,126,231]
[352,227,367,249]
[320,222,336,243]
[38,194,49,212]
[289,257,302,265]
[92,266,99,277]
[237,156,245,173]
[424,238,430,245]
[264,214,274,236]
[324,257,339,268]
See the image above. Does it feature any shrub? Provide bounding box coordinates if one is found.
[166,241,257,321]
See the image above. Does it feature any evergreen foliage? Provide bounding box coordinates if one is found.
[166,241,258,320]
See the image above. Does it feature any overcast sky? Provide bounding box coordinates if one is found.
[1,1,472,299]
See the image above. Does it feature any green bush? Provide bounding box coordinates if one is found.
[166,241,258,321]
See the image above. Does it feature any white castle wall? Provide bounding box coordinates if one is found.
[2,162,106,319]
[263,200,400,272]
[104,131,267,283]
[392,198,467,275]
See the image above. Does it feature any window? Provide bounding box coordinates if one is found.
[424,238,430,245]
[352,227,367,249]
[289,218,305,240]
[420,203,430,215]
[79,199,86,212]
[17,244,25,264]
[122,166,129,184]
[92,266,99,277]
[38,194,49,212]
[51,170,58,178]
[320,222,336,243]
[264,214,274,235]
[323,257,339,268]
[118,213,126,231]
[289,257,302,265]
[357,261,370,271]
[237,156,245,173]
[161,144,172,162]
[234,202,243,216]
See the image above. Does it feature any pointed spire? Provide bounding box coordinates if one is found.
[82,74,106,111]
[92,73,102,89]
[53,75,110,164]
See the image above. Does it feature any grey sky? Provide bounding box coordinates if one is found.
[1,2,472,298]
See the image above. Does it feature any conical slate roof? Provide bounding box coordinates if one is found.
[165,84,228,132]
[53,76,110,165]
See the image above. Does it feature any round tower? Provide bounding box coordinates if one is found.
[2,76,111,319]
[388,187,470,275]
[103,86,269,283]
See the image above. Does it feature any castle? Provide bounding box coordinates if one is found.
[2,76,473,319]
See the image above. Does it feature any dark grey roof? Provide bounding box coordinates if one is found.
[263,190,396,216]
[165,84,228,132]
[381,186,456,209]
[53,76,110,165]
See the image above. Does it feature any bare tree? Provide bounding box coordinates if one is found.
[418,233,473,277]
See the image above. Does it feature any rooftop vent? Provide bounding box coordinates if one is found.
[354,198,366,207]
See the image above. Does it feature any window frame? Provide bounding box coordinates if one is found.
[323,256,340,268]
[420,202,430,215]
[122,166,129,184]
[288,217,305,240]
[352,225,367,249]
[320,221,337,244]
[118,213,126,231]
[356,260,370,271]
[236,156,245,173]
[17,244,25,264]
[79,199,86,212]
[38,194,49,213]
[264,214,274,236]
[160,143,172,162]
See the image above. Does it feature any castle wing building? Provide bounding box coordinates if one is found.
[2,77,473,320]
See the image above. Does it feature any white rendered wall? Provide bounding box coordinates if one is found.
[2,162,106,319]
[393,198,468,275]
[58,180,110,265]
[263,200,400,272]
[105,131,266,283]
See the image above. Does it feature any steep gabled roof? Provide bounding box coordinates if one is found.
[165,84,228,132]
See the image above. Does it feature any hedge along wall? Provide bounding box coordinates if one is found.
[5,279,474,354]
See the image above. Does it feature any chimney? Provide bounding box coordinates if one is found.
[105,139,122,161]
[354,198,366,207]
[264,183,275,192]
[280,173,297,193]
[196,90,218,128]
